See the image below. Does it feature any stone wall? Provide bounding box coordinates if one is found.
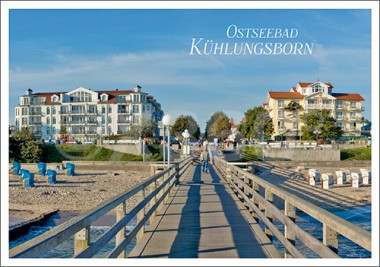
[100,144,142,155]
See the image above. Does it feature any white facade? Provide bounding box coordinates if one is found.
[264,81,365,139]
[15,86,164,143]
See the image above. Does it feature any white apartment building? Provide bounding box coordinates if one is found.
[14,85,164,143]
[264,81,365,140]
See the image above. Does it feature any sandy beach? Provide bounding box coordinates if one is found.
[9,167,151,226]
[8,161,371,227]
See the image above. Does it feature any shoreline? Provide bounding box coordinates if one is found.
[8,162,371,230]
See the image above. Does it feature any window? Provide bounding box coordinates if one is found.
[278,110,285,119]
[133,115,139,124]
[53,116,56,124]
[350,122,356,130]
[350,101,356,108]
[23,97,29,105]
[278,99,285,108]
[336,122,343,128]
[47,107,50,114]
[322,99,330,105]
[22,108,27,115]
[108,106,112,113]
[336,100,343,108]
[22,118,28,125]
[336,111,343,120]
[47,117,50,124]
[350,112,356,120]
[133,105,139,113]
[277,121,285,130]
[108,116,112,123]
[142,105,145,113]
[52,106,56,114]
[102,106,106,114]
[101,94,107,101]
[108,126,112,133]
[308,99,315,104]
[292,122,298,129]
[46,127,50,135]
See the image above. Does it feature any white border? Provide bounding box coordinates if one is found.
[1,1,379,266]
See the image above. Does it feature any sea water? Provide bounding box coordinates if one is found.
[9,206,371,258]
[266,205,371,258]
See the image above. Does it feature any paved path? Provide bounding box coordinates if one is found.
[129,164,272,258]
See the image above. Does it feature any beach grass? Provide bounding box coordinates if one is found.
[341,147,371,160]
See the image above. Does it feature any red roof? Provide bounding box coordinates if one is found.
[298,82,334,88]
[268,92,304,99]
[291,87,297,92]
[332,93,364,101]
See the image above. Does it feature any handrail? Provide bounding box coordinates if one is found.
[213,156,371,258]
[10,157,194,258]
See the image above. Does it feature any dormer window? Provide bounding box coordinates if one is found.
[100,93,108,101]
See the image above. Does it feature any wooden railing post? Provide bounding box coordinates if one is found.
[265,190,274,241]
[251,180,260,221]
[323,223,338,254]
[149,180,158,225]
[284,201,296,258]
[175,163,180,187]
[136,186,146,242]
[116,202,126,258]
[74,227,90,256]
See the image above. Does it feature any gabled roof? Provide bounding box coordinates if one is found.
[298,82,334,88]
[34,92,64,105]
[332,93,364,101]
[268,92,304,99]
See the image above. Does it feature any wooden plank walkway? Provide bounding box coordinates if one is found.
[129,164,277,258]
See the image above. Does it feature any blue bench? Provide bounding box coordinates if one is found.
[66,163,75,176]
[12,162,21,175]
[37,162,47,176]
[46,169,57,184]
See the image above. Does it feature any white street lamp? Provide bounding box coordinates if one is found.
[158,121,165,164]
[182,129,190,158]
[162,114,175,167]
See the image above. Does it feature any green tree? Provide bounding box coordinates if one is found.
[127,117,156,138]
[171,115,201,141]
[209,115,231,141]
[205,111,229,139]
[301,109,343,141]
[21,140,42,163]
[9,127,41,163]
[284,101,303,141]
[238,106,273,141]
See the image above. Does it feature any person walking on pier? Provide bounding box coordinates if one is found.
[200,148,210,173]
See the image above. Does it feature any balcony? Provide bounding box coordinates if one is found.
[336,105,344,110]
[306,104,334,109]
[336,116,345,121]
[87,110,97,114]
[117,120,130,124]
[117,109,129,114]
[29,112,42,116]
[29,121,42,125]
[349,106,359,111]
[70,110,86,114]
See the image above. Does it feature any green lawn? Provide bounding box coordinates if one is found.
[341,147,371,160]
[41,144,143,162]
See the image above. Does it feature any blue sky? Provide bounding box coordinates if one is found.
[8,8,373,131]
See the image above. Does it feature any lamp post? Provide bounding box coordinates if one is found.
[162,114,175,167]
[158,121,165,164]
[182,129,190,158]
